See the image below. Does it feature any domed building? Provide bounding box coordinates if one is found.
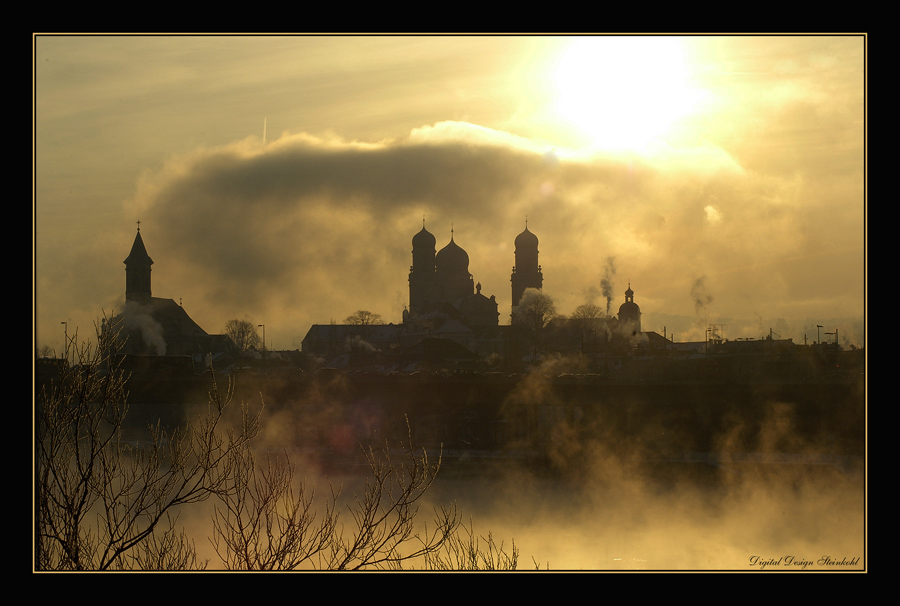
[404,224,500,355]
[617,283,642,338]
[408,223,482,314]
[435,230,475,304]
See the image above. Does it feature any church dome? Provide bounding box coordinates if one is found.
[436,236,469,274]
[412,225,436,250]
[617,284,641,329]
[515,227,539,250]
[618,299,640,317]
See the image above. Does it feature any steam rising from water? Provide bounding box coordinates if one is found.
[157,357,865,571]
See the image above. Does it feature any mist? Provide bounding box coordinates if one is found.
[164,357,864,571]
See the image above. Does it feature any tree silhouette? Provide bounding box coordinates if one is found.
[344,310,384,326]
[35,318,528,571]
[225,319,262,351]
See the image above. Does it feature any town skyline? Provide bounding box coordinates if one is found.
[34,34,866,352]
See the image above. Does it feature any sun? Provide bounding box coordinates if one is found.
[551,36,704,153]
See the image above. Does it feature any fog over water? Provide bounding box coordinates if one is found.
[175,441,864,571]
[168,371,865,572]
[426,456,863,570]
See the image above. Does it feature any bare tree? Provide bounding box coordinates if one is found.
[36,319,531,571]
[211,447,338,570]
[322,434,458,570]
[571,303,603,325]
[36,344,56,359]
[570,303,606,350]
[514,289,557,361]
[344,310,384,326]
[225,319,263,352]
[515,289,557,333]
[211,421,462,570]
[425,519,520,570]
[35,319,261,570]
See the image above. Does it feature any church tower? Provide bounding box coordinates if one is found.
[124,223,153,303]
[617,283,642,337]
[511,222,543,310]
[409,220,438,317]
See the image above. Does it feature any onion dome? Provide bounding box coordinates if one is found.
[618,284,641,319]
[412,224,436,250]
[436,235,470,274]
[515,226,539,251]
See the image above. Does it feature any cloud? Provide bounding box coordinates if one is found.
[112,120,866,347]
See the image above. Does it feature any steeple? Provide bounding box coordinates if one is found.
[124,222,153,303]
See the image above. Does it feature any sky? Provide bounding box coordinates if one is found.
[33,34,866,353]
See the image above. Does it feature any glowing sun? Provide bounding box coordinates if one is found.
[552,36,704,152]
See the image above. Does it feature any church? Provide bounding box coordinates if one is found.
[403,223,500,346]
[399,221,544,355]
[303,219,650,364]
[106,225,235,359]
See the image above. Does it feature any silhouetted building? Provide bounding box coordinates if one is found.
[617,283,642,337]
[125,225,153,304]
[408,222,492,318]
[408,221,438,318]
[301,323,404,358]
[403,224,501,355]
[511,223,543,313]
[107,225,235,359]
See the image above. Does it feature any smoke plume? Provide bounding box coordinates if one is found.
[600,256,617,316]
[690,276,713,317]
[122,301,167,355]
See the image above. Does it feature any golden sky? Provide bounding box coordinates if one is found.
[34,34,866,352]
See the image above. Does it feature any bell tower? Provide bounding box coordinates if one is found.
[511,221,543,310]
[124,222,153,303]
[409,219,437,317]
[617,283,642,337]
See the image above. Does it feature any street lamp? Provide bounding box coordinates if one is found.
[61,321,67,363]
[258,324,265,374]
[816,325,823,344]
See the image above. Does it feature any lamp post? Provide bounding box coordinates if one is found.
[816,325,823,344]
[61,321,67,363]
[258,324,265,374]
